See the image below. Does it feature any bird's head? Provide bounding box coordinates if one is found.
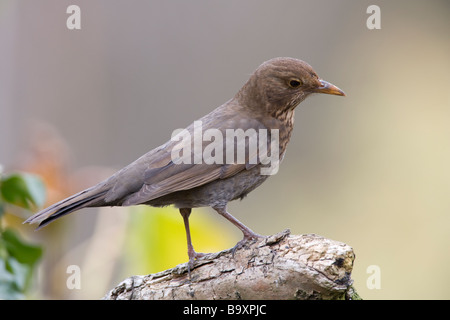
[237,57,345,118]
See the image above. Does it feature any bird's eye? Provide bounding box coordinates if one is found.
[288,79,303,88]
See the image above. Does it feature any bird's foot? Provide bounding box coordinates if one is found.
[212,206,265,257]
[186,250,207,279]
[231,231,265,257]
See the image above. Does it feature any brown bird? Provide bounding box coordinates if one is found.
[25,57,345,269]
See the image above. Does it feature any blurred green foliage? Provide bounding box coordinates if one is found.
[0,167,45,299]
[125,205,237,274]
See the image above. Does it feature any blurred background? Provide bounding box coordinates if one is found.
[0,0,449,299]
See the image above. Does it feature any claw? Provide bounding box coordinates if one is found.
[231,232,265,257]
[186,251,206,278]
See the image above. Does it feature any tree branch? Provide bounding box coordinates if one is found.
[103,230,359,300]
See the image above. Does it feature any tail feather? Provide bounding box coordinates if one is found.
[24,186,108,229]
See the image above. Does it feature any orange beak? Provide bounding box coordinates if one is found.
[314,80,346,96]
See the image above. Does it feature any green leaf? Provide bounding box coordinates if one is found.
[2,228,43,266]
[21,173,46,208]
[0,170,45,299]
[0,202,4,219]
[1,174,32,209]
[0,228,43,299]
[0,257,26,300]
[0,173,46,210]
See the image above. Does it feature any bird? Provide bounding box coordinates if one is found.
[24,57,345,271]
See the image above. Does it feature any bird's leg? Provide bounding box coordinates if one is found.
[179,208,205,277]
[213,206,265,256]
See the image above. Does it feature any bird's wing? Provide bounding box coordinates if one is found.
[120,113,276,206]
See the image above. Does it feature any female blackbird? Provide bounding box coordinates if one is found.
[25,57,345,268]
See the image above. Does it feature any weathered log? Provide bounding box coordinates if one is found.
[104,229,358,300]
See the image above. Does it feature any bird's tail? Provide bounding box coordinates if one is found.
[24,185,108,229]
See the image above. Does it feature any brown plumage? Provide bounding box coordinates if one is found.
[24,57,345,268]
